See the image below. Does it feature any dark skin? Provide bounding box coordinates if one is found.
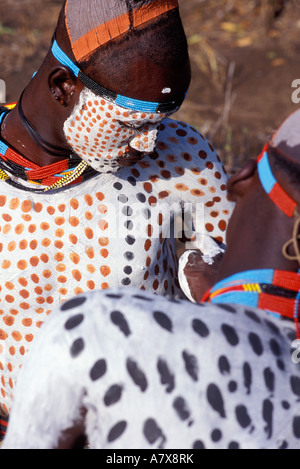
[183,158,300,303]
[180,250,224,302]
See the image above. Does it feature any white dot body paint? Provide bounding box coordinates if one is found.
[63,88,170,173]
[162,88,172,94]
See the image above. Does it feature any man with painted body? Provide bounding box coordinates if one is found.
[0,0,232,421]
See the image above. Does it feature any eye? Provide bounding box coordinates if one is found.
[118,121,143,130]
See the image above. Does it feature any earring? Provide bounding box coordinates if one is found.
[54,96,64,105]
[282,213,300,267]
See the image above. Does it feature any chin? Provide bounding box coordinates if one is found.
[117,150,145,167]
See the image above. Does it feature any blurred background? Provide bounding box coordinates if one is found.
[0,0,300,172]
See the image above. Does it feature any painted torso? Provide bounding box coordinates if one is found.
[2,287,300,449]
[0,118,233,413]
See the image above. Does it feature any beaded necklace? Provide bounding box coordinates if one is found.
[0,105,95,193]
[202,269,300,339]
[0,415,8,441]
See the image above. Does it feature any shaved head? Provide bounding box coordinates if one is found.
[58,0,182,62]
[269,110,300,191]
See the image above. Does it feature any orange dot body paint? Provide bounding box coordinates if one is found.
[0,116,233,417]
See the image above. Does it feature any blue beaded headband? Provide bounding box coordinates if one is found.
[51,35,184,114]
[257,144,297,218]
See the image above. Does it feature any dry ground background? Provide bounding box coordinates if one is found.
[0,0,300,172]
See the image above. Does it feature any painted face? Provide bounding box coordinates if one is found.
[64,88,171,172]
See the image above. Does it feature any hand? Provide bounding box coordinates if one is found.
[178,250,224,303]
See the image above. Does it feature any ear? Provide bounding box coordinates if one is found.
[48,67,77,107]
[227,159,257,202]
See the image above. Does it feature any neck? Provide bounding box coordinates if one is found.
[216,245,299,286]
[1,87,71,167]
[216,247,298,285]
[216,198,300,283]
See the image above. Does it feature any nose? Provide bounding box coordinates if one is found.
[129,125,160,153]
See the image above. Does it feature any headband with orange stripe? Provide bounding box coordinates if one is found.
[65,0,179,62]
[257,144,298,218]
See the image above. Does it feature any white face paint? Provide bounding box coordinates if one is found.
[64,88,170,173]
[162,87,172,94]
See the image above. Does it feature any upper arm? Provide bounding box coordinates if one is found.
[2,313,85,449]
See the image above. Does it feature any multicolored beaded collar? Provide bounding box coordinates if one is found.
[202,269,300,339]
[0,105,96,193]
[203,144,300,338]
[0,414,8,441]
